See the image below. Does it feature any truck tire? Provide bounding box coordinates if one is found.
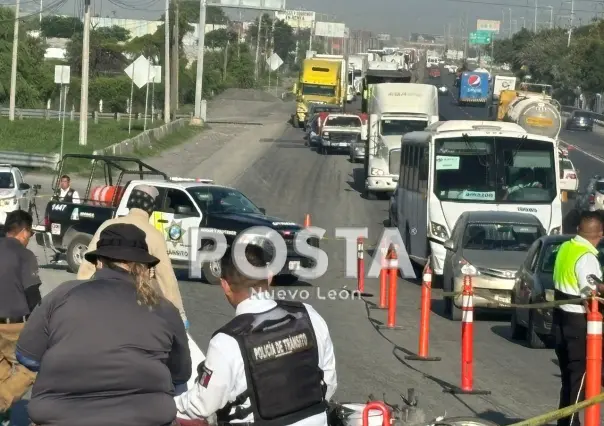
[293,115,299,128]
[66,233,93,274]
[202,261,222,285]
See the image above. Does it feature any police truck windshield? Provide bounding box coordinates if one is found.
[434,137,556,203]
[381,120,427,136]
[302,84,336,97]
[187,187,262,215]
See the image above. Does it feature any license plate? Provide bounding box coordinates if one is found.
[51,223,61,235]
[493,294,511,304]
[289,261,300,270]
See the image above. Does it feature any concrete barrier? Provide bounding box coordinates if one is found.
[92,118,190,155]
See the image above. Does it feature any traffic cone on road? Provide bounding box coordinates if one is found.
[304,214,311,227]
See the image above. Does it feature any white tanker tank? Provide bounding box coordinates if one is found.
[504,96,562,139]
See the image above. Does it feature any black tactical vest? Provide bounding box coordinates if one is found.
[62,189,74,203]
[214,300,327,425]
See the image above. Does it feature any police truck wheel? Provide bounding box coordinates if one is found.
[526,311,545,349]
[202,261,222,285]
[292,116,299,128]
[66,233,92,274]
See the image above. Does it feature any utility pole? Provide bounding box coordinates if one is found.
[509,8,512,37]
[171,0,179,113]
[78,0,91,145]
[164,0,171,122]
[567,0,574,46]
[8,0,20,122]
[263,15,269,74]
[192,0,206,124]
[549,6,553,28]
[534,0,538,31]
[39,0,42,27]
[308,20,313,54]
[254,13,262,80]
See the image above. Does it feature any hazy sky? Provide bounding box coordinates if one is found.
[15,0,600,38]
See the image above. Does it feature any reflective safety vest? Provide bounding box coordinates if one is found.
[553,237,598,303]
[214,300,326,426]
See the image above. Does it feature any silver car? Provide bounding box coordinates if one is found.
[442,211,546,321]
[348,134,365,163]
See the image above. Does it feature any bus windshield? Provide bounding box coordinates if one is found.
[302,84,336,97]
[433,137,557,203]
[381,119,427,136]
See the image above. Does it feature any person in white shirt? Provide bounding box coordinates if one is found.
[57,175,80,204]
[175,244,337,425]
[552,211,604,426]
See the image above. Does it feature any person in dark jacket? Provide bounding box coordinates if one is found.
[16,223,192,426]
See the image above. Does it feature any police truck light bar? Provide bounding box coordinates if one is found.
[170,177,214,184]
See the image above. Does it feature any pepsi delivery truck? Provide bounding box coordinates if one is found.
[458,71,489,107]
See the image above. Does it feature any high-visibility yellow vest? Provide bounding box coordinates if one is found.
[553,238,599,296]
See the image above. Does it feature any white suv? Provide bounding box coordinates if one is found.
[0,165,32,224]
[559,157,579,194]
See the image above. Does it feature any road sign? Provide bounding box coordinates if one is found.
[54,65,70,84]
[124,55,156,89]
[476,19,501,33]
[266,52,283,71]
[469,31,492,45]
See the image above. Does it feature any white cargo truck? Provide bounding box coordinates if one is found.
[365,83,439,200]
[492,75,517,99]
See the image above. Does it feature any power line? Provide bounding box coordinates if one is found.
[440,0,596,13]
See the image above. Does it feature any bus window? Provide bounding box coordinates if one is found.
[402,145,411,190]
[418,147,429,192]
[409,145,419,192]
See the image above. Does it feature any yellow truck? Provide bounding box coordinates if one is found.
[293,58,342,128]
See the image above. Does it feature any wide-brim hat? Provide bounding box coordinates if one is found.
[85,223,160,267]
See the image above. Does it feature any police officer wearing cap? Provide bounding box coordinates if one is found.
[0,210,40,415]
[553,211,604,426]
[175,244,337,425]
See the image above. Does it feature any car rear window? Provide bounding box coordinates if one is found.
[574,111,591,118]
[462,222,543,251]
[541,242,564,273]
[561,159,573,170]
[596,181,604,193]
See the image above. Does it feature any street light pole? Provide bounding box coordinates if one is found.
[567,0,574,46]
[549,6,553,28]
[164,0,171,122]
[509,8,512,36]
[192,0,206,124]
[534,0,538,31]
[8,0,20,122]
[78,0,91,145]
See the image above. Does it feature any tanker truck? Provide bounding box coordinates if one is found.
[503,94,562,140]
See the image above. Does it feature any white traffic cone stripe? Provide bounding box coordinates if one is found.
[462,310,473,322]
[462,294,473,308]
[423,273,432,282]
[587,320,602,335]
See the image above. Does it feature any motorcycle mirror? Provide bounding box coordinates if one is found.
[587,274,603,285]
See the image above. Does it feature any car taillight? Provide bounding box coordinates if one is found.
[589,194,595,204]
[566,173,577,179]
[43,215,50,229]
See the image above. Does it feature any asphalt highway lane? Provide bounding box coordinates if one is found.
[21,87,585,424]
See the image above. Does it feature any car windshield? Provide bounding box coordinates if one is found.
[381,119,427,136]
[596,181,604,193]
[541,241,567,273]
[0,172,15,189]
[187,187,262,215]
[325,116,361,128]
[434,136,557,203]
[574,111,591,119]
[302,84,336,97]
[561,159,573,170]
[462,222,543,251]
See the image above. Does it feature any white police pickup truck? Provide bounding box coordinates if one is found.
[0,164,33,225]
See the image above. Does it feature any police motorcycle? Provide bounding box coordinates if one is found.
[327,389,498,426]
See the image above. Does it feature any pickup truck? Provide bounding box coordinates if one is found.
[35,154,317,284]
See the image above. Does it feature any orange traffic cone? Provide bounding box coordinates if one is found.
[304,214,311,227]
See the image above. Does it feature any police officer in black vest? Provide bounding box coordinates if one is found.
[175,244,337,425]
[56,175,80,204]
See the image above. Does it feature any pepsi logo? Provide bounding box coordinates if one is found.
[468,75,481,87]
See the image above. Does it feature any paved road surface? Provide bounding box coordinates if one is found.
[16,84,604,424]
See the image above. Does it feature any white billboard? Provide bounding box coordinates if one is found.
[207,0,285,10]
[476,19,500,33]
[377,33,391,41]
[274,9,315,29]
[314,21,346,38]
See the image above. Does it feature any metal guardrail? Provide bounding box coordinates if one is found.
[0,107,192,120]
[0,151,59,168]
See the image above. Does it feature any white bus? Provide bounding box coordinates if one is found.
[365,83,439,199]
[394,121,562,282]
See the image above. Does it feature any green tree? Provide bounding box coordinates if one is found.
[66,27,130,76]
[41,16,83,38]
